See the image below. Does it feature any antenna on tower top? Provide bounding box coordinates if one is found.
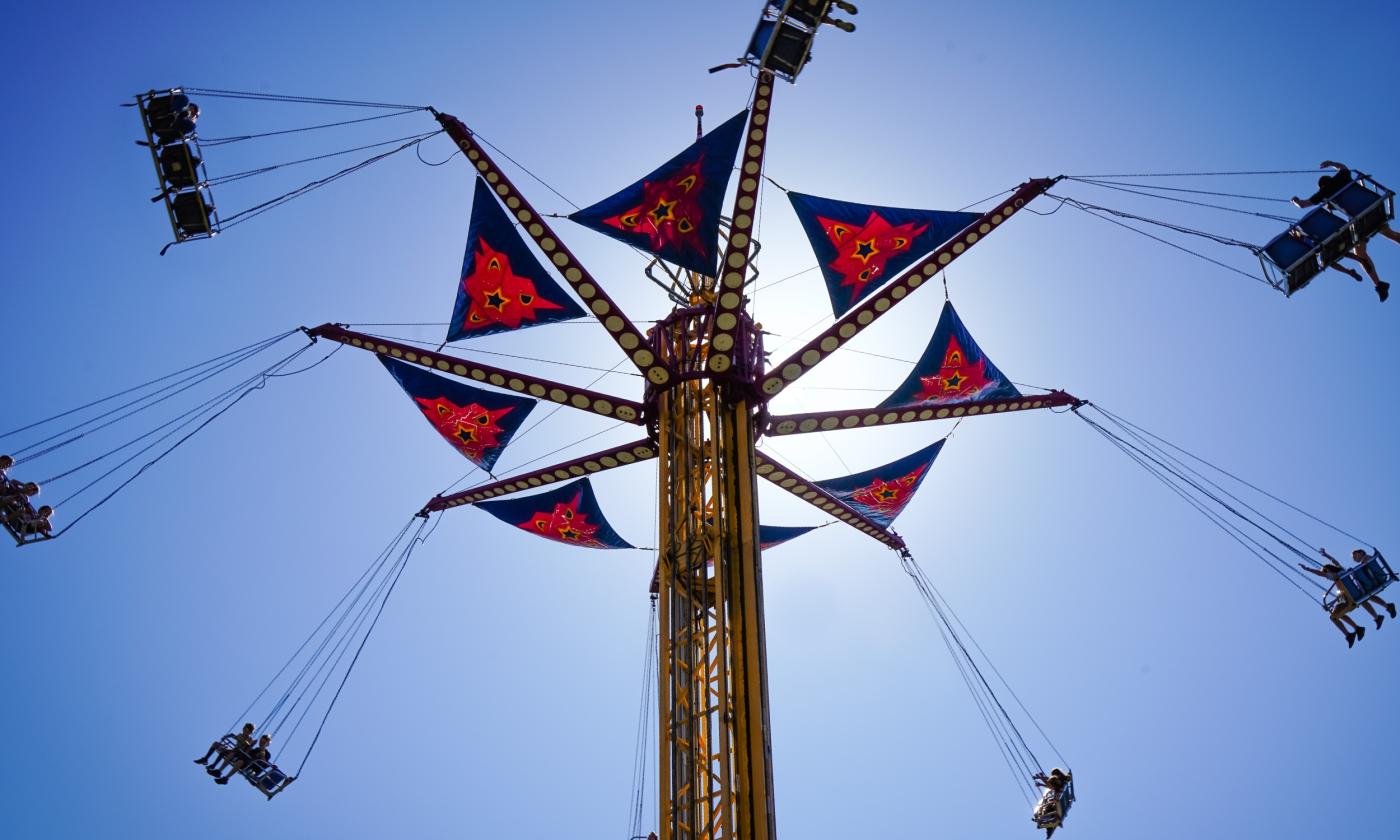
[695,104,704,140]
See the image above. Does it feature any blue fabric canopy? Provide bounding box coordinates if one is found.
[476,477,634,550]
[788,191,977,316]
[758,524,817,550]
[880,301,1020,408]
[380,356,535,472]
[569,110,748,277]
[815,439,945,527]
[447,179,587,342]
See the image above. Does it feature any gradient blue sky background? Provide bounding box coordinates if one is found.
[2,1,1397,837]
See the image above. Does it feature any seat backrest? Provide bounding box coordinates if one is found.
[258,766,287,792]
[1330,181,1385,219]
[1297,207,1348,241]
[1351,555,1394,591]
[145,93,189,128]
[1262,229,1312,270]
[1339,570,1367,602]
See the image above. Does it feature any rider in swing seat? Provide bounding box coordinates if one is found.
[1032,768,1073,837]
[195,722,254,775]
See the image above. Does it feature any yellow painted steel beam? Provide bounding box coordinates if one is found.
[705,73,775,378]
[423,438,657,512]
[764,390,1081,436]
[753,451,905,549]
[307,324,645,424]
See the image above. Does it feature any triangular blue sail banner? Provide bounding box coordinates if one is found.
[879,301,1021,408]
[569,110,748,277]
[759,524,817,551]
[788,191,979,317]
[814,439,946,528]
[447,178,588,342]
[380,356,536,472]
[476,477,634,550]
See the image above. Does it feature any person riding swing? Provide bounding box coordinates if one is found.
[195,722,255,777]
[1032,767,1073,838]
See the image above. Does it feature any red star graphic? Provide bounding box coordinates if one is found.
[460,239,565,332]
[914,334,993,403]
[523,492,606,547]
[414,396,515,462]
[599,156,707,261]
[817,210,928,301]
[850,465,928,515]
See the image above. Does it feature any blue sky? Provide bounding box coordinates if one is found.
[2,1,1397,837]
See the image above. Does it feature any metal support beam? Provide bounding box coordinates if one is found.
[655,310,775,840]
[706,73,775,380]
[432,111,672,388]
[753,452,905,550]
[758,177,1059,398]
[423,438,657,512]
[306,323,645,425]
[764,391,1081,436]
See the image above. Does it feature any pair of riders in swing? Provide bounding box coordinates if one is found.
[0,455,53,540]
[1299,548,1397,647]
[1291,161,1400,302]
[194,722,294,794]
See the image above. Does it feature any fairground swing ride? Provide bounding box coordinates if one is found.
[2,1,1395,837]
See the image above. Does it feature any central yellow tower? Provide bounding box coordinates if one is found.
[652,303,775,840]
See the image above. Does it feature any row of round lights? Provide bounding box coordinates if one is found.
[334,333,643,423]
[437,443,659,507]
[767,396,1059,435]
[708,76,773,377]
[753,457,897,545]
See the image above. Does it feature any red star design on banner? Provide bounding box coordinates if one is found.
[600,157,707,260]
[414,396,515,462]
[914,334,992,403]
[524,492,606,547]
[459,239,565,333]
[817,210,928,300]
[850,465,927,515]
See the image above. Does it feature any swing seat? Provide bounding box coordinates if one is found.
[212,735,293,799]
[248,763,292,799]
[1340,552,1396,603]
[1296,207,1352,266]
[140,91,191,138]
[744,3,818,82]
[1032,781,1074,829]
[1262,207,1358,296]
[169,189,218,239]
[140,91,199,147]
[0,481,54,547]
[1328,179,1394,242]
[158,143,202,190]
[138,90,217,247]
[1261,227,1323,296]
